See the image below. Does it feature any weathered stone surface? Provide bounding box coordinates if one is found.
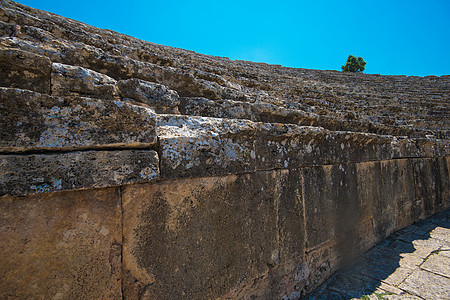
[306,209,450,299]
[0,47,51,93]
[0,20,17,37]
[0,150,159,195]
[157,114,448,180]
[118,78,179,113]
[413,158,441,219]
[157,114,257,178]
[302,163,359,257]
[179,97,253,120]
[123,171,280,299]
[179,96,319,126]
[51,62,119,99]
[0,87,157,152]
[0,1,449,299]
[420,252,450,278]
[302,165,336,249]
[385,159,417,231]
[399,269,450,299]
[1,0,449,138]
[0,188,122,299]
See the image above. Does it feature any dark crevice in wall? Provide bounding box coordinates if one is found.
[156,155,448,184]
[0,145,158,156]
[155,136,163,179]
[119,185,125,300]
[299,173,308,256]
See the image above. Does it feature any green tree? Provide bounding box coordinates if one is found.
[341,55,366,72]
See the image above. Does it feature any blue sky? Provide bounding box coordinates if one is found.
[17,0,450,76]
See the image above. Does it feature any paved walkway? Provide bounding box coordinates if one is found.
[304,209,450,299]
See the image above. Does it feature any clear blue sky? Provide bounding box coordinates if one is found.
[17,0,450,76]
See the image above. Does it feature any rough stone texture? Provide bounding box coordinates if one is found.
[0,150,159,195]
[123,171,279,299]
[0,87,157,152]
[305,209,450,299]
[51,62,119,99]
[157,114,257,178]
[0,47,51,93]
[420,251,450,278]
[0,1,448,299]
[399,269,450,299]
[118,78,180,113]
[158,114,449,180]
[412,158,449,220]
[0,188,122,299]
[1,0,449,138]
[123,170,310,299]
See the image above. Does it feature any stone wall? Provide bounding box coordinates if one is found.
[0,1,449,299]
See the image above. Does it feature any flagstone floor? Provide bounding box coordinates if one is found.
[304,209,450,300]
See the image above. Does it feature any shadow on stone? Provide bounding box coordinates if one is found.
[303,208,450,299]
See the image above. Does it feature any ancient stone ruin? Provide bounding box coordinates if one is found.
[0,0,448,298]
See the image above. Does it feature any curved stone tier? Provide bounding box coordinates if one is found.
[0,1,448,299]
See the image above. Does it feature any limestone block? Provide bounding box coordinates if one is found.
[254,123,326,170]
[51,62,119,99]
[179,97,319,126]
[0,20,17,37]
[118,78,179,113]
[420,252,450,278]
[398,269,450,299]
[157,114,424,180]
[0,87,157,152]
[303,240,339,295]
[302,165,336,249]
[276,169,305,266]
[380,159,416,231]
[250,101,318,125]
[123,171,280,299]
[355,161,382,249]
[0,47,51,93]
[302,163,359,259]
[435,156,449,211]
[157,114,257,178]
[179,97,253,120]
[254,125,399,170]
[0,150,159,196]
[412,158,442,220]
[0,188,122,299]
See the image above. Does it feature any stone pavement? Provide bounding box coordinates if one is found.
[304,209,450,300]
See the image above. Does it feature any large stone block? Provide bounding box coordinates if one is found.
[381,159,416,231]
[0,87,157,152]
[178,97,318,126]
[433,156,449,211]
[118,78,179,113]
[302,163,359,261]
[272,169,308,297]
[329,163,360,262]
[0,188,122,299]
[157,115,257,178]
[355,161,382,250]
[0,149,159,196]
[302,165,335,249]
[157,114,429,180]
[254,125,421,171]
[254,123,326,170]
[179,97,253,120]
[412,158,440,220]
[0,47,51,93]
[123,171,283,299]
[51,62,119,99]
[277,169,305,266]
[0,20,17,37]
